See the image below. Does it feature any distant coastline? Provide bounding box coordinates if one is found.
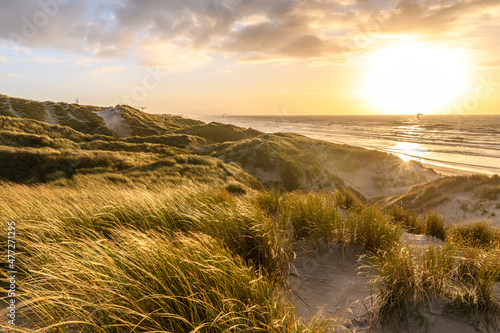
[192,114,500,176]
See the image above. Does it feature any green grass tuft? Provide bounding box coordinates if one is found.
[424,211,446,241]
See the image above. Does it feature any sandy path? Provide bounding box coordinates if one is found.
[94,107,132,137]
[287,244,372,331]
[43,103,59,125]
[6,98,21,118]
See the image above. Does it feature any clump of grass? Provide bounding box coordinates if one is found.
[255,190,342,243]
[448,221,500,249]
[20,229,301,332]
[336,189,364,212]
[424,211,446,241]
[389,205,425,234]
[367,241,500,329]
[255,189,400,251]
[387,208,446,241]
[254,188,283,215]
[366,244,457,325]
[341,206,401,251]
[448,247,500,323]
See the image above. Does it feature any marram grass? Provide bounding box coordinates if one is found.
[20,230,296,332]
[365,243,500,329]
[1,181,499,332]
[0,183,308,331]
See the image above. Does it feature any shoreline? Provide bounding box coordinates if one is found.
[422,162,493,177]
[189,115,500,178]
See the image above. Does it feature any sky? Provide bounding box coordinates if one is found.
[0,0,499,115]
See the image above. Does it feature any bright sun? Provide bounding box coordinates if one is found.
[362,42,469,115]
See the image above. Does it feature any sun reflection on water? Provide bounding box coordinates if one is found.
[393,141,422,162]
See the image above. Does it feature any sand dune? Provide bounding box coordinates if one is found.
[214,132,440,198]
[378,174,500,227]
[94,107,132,137]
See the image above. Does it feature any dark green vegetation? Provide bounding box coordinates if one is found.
[0,94,499,332]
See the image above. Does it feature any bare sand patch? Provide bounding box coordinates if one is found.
[94,107,132,137]
[287,244,372,332]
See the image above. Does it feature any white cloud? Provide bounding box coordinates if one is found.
[140,41,213,72]
[0,0,498,67]
[0,56,7,62]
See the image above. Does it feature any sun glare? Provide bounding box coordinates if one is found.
[362,42,469,115]
[392,141,422,162]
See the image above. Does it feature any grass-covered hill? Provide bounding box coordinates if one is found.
[175,122,262,143]
[0,94,203,137]
[0,116,207,149]
[210,132,439,197]
[0,97,438,199]
[1,95,499,332]
[0,117,261,188]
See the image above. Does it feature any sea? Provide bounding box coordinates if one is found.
[192,114,500,175]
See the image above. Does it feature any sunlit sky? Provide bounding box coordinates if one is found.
[0,0,499,115]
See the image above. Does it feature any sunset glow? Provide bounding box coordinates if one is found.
[362,43,470,115]
[0,1,499,115]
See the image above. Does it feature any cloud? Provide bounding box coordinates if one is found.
[0,0,356,65]
[0,0,499,68]
[0,0,89,49]
[373,0,500,35]
[0,73,21,78]
[86,65,124,77]
[0,56,7,62]
[140,41,213,71]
